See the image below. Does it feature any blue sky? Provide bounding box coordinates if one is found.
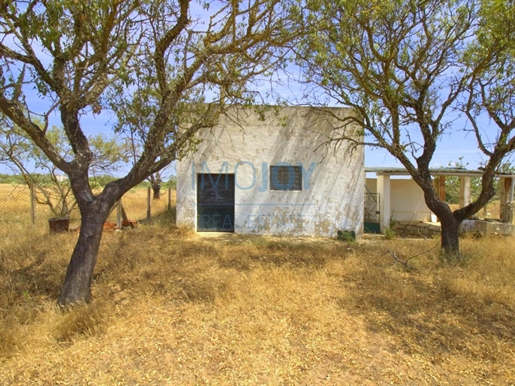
[365,124,488,169]
[1,1,505,177]
[76,108,495,172]
[0,92,493,176]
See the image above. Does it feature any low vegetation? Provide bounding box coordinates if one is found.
[0,217,514,384]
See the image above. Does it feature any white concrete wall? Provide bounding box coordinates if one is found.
[177,106,364,237]
[366,177,431,222]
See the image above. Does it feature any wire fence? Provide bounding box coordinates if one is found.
[0,183,36,225]
[0,183,175,232]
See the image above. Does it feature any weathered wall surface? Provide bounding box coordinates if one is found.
[366,178,431,222]
[177,106,364,237]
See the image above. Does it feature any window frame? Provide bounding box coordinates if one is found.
[269,164,302,191]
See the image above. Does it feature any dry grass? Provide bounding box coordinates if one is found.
[113,186,174,224]
[0,183,173,230]
[0,217,514,385]
[0,184,37,224]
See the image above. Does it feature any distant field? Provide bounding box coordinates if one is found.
[115,186,175,224]
[0,183,35,224]
[0,222,514,385]
[0,183,175,228]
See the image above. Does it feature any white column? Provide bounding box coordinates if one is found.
[377,174,391,232]
[459,177,471,208]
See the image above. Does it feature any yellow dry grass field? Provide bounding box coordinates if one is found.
[0,183,173,228]
[0,183,36,224]
[0,184,514,385]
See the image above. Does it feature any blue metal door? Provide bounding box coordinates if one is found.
[197,173,235,232]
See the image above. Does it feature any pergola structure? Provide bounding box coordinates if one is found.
[365,167,515,232]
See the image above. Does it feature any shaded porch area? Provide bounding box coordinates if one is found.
[365,167,515,236]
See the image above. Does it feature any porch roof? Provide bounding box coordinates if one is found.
[365,166,515,178]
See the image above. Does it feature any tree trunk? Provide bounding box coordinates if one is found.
[152,182,161,199]
[57,207,110,306]
[438,210,461,258]
[420,180,462,260]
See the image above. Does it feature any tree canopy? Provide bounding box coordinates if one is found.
[297,0,515,256]
[0,0,296,305]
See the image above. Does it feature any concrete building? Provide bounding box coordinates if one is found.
[176,106,364,237]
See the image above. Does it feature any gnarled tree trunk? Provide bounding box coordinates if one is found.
[57,197,114,306]
[421,180,462,259]
[438,210,461,257]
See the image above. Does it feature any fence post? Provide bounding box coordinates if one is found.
[30,182,36,225]
[147,186,151,221]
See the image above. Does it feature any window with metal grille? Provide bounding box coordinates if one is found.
[270,165,302,190]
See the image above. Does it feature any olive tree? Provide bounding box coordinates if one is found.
[0,0,294,305]
[460,0,515,221]
[297,0,515,257]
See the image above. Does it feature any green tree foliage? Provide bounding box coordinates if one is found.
[461,0,515,171]
[0,0,295,305]
[443,158,481,205]
[297,0,515,258]
[444,158,515,205]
